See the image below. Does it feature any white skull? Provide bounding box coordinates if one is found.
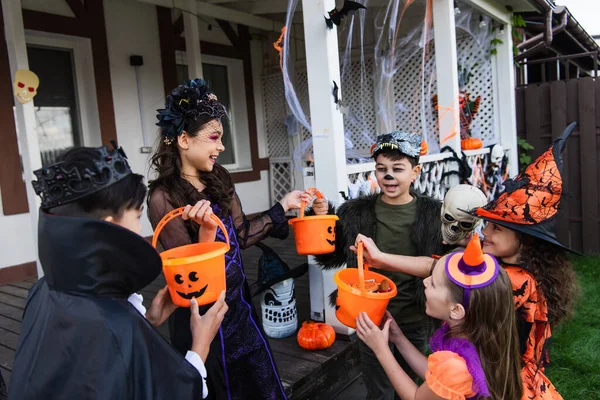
[13,69,39,104]
[261,278,298,339]
[489,144,504,169]
[441,184,487,245]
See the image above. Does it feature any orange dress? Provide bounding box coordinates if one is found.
[505,266,563,400]
[425,351,477,400]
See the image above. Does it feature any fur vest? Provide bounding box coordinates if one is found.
[311,192,445,270]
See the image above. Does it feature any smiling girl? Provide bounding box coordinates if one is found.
[147,79,324,400]
[357,235,523,400]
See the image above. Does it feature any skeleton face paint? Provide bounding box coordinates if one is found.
[441,185,487,244]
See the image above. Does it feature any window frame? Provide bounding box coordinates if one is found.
[24,30,102,149]
[175,51,252,172]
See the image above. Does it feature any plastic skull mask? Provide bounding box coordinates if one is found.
[441,184,487,245]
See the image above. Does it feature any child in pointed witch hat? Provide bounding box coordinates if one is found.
[470,122,580,400]
[356,234,523,399]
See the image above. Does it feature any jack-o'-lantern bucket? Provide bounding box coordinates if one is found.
[288,188,338,255]
[334,242,397,328]
[152,207,229,307]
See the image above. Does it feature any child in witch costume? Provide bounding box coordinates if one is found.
[469,123,579,399]
[357,235,523,400]
[312,131,444,399]
[9,145,227,399]
[148,79,328,400]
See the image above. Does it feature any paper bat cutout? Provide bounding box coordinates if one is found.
[325,0,367,29]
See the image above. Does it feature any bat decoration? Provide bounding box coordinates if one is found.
[339,191,349,201]
[332,80,351,115]
[325,0,367,29]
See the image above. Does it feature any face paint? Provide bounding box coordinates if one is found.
[383,174,394,180]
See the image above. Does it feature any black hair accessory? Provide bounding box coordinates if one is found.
[156,79,228,145]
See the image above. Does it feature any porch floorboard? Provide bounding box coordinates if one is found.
[0,232,359,399]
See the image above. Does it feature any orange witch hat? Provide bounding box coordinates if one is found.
[445,234,499,308]
[470,122,577,252]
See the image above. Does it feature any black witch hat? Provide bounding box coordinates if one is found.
[471,122,578,253]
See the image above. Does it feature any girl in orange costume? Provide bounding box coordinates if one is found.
[472,123,579,399]
[357,235,523,400]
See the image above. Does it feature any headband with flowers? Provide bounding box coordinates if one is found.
[156,79,228,145]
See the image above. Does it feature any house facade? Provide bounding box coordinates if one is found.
[0,0,559,295]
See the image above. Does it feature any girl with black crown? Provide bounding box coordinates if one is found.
[148,79,328,400]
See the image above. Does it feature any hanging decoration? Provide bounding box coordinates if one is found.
[325,0,367,29]
[13,69,40,104]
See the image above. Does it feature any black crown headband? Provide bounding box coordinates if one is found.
[156,78,228,145]
[32,142,132,210]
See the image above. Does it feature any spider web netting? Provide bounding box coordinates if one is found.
[276,0,497,169]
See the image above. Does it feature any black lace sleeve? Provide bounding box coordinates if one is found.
[230,192,289,249]
[148,188,194,251]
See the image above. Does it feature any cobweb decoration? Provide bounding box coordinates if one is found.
[278,0,498,163]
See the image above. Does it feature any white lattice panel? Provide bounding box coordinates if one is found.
[270,160,293,206]
[296,71,312,143]
[392,46,439,154]
[263,74,290,158]
[341,58,377,155]
[456,36,497,146]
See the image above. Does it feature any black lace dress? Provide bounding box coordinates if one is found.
[149,187,289,400]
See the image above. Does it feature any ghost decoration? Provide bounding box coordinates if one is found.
[489,144,504,171]
[441,184,487,245]
[13,69,39,104]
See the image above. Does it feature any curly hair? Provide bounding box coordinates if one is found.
[518,234,578,326]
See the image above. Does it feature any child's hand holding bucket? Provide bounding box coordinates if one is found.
[190,290,228,362]
[182,200,219,243]
[355,312,392,354]
[382,311,405,346]
[350,234,384,269]
[146,285,178,327]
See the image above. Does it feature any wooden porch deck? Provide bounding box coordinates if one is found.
[0,233,360,399]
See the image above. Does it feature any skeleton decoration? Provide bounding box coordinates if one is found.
[261,278,298,339]
[489,144,504,171]
[13,69,39,104]
[441,184,487,244]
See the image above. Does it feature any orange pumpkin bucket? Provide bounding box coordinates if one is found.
[152,207,230,308]
[288,188,338,255]
[333,242,397,328]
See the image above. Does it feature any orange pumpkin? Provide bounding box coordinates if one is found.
[297,321,335,350]
[420,140,428,156]
[461,138,483,150]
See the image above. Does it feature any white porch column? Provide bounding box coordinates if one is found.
[2,0,43,278]
[301,0,351,335]
[432,0,461,154]
[495,23,519,176]
[182,0,203,78]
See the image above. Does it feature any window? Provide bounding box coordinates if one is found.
[23,31,102,165]
[177,63,235,165]
[27,46,82,166]
[175,53,251,172]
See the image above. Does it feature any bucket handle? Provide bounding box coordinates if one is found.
[356,242,370,297]
[298,188,324,218]
[152,207,230,250]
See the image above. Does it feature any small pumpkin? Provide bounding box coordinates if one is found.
[297,321,335,350]
[461,138,483,150]
[420,140,428,156]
